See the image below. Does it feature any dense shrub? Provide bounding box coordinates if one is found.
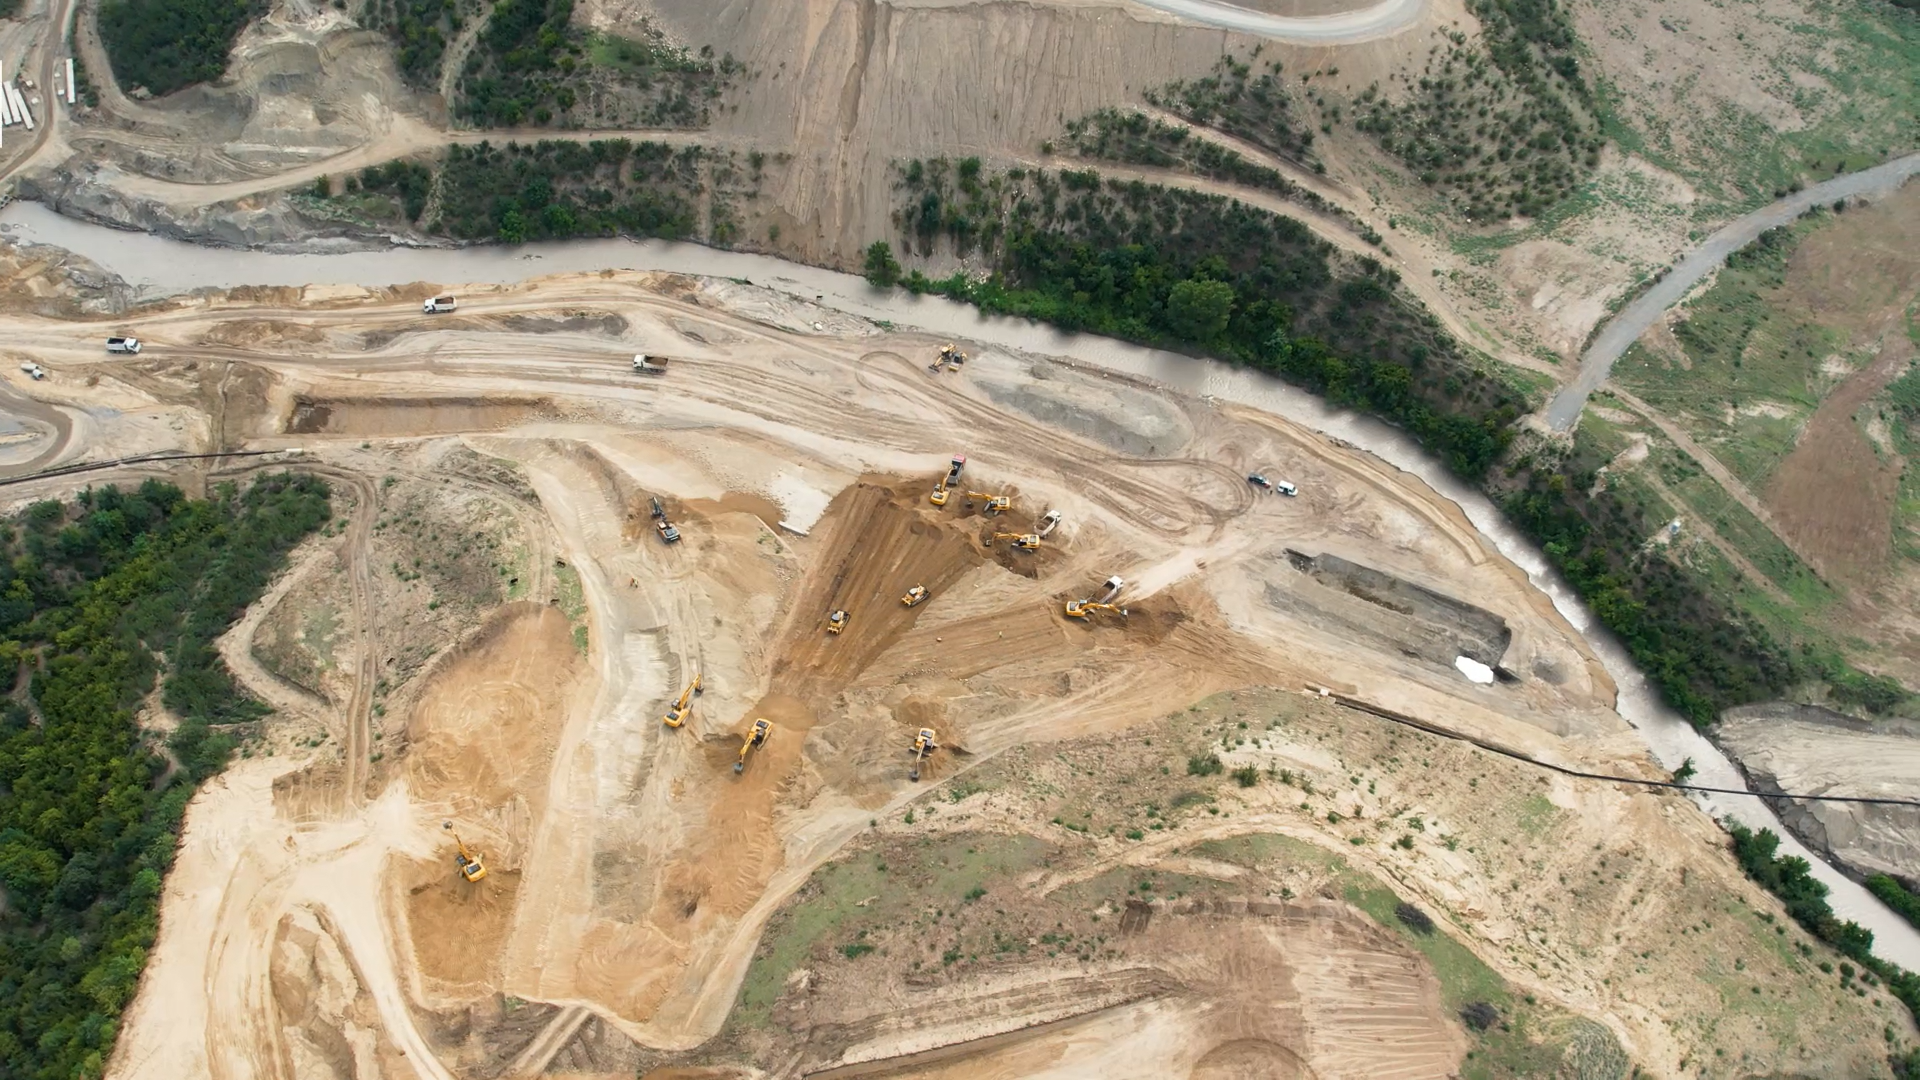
[361,0,462,88]
[432,139,702,242]
[1868,875,1920,932]
[1395,902,1436,934]
[99,0,263,97]
[0,475,330,1078]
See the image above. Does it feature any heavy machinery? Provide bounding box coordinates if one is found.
[662,673,703,728]
[443,821,487,882]
[930,455,967,507]
[928,344,968,373]
[901,584,929,607]
[651,496,681,543]
[1065,576,1126,618]
[1037,510,1063,537]
[735,719,772,773]
[908,728,939,781]
[966,491,1011,513]
[827,609,850,634]
[989,532,1041,550]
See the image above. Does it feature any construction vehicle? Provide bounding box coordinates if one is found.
[632,354,669,375]
[423,295,457,313]
[928,344,968,373]
[989,532,1041,550]
[966,491,1011,513]
[650,496,680,543]
[1037,510,1062,537]
[930,454,966,507]
[908,728,939,781]
[827,609,850,634]
[735,719,772,773]
[17,361,44,380]
[901,584,929,607]
[443,821,487,882]
[662,673,702,728]
[105,336,141,354]
[1065,575,1126,618]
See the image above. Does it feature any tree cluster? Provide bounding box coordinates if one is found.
[431,138,703,243]
[99,0,262,98]
[0,475,330,1078]
[361,0,464,88]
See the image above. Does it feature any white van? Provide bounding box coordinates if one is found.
[423,296,457,313]
[1275,481,1298,497]
[105,336,141,354]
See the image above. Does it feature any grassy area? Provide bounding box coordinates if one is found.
[98,0,263,97]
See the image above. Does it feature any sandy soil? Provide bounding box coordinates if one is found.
[0,264,1735,1079]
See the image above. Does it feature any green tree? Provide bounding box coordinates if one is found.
[498,209,529,243]
[1166,278,1236,341]
[864,240,902,287]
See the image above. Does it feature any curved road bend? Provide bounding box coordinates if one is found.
[1546,152,1920,431]
[1128,0,1429,43]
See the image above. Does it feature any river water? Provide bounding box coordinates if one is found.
[6,199,1918,966]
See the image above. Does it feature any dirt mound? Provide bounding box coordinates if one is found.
[1189,1039,1316,1080]
[404,869,523,993]
[286,395,553,436]
[200,319,327,348]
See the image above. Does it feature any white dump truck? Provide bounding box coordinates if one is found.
[105,336,141,354]
[633,354,668,375]
[423,296,457,313]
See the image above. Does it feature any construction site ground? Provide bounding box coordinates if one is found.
[0,266,1887,1079]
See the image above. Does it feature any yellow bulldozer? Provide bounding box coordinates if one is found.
[989,532,1041,551]
[966,490,1012,513]
[662,673,703,728]
[930,454,966,507]
[443,821,487,882]
[735,718,772,774]
[909,727,939,782]
[901,584,929,607]
[827,609,850,634]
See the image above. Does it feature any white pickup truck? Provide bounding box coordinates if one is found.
[105,336,141,354]
[423,296,457,314]
[633,354,668,376]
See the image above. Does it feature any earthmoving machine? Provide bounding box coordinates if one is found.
[928,344,968,373]
[901,584,929,607]
[662,673,703,728]
[966,491,1012,513]
[930,454,967,507]
[1037,510,1063,537]
[989,532,1041,551]
[632,354,669,375]
[908,727,939,782]
[827,609,850,634]
[651,496,681,543]
[1064,576,1127,619]
[735,719,772,773]
[443,821,488,882]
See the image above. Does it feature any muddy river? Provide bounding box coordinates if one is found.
[6,199,1917,967]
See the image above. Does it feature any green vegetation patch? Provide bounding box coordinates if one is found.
[1351,0,1602,221]
[882,159,1526,479]
[434,139,706,242]
[361,0,472,89]
[0,475,330,1077]
[99,0,263,97]
[1145,51,1320,168]
[456,3,737,129]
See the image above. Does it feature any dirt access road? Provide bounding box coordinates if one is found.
[0,265,1646,1079]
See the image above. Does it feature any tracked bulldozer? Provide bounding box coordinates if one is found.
[909,727,939,781]
[735,718,772,774]
[901,584,929,607]
[662,673,702,728]
[443,821,487,882]
[827,609,850,634]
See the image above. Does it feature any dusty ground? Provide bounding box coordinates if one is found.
[0,266,1846,1078]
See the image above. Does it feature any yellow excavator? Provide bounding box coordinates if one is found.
[827,609,850,634]
[1064,600,1126,619]
[443,821,487,882]
[901,584,929,607]
[909,727,939,782]
[735,719,772,774]
[930,454,966,507]
[662,673,703,728]
[990,532,1042,550]
[966,490,1012,513]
